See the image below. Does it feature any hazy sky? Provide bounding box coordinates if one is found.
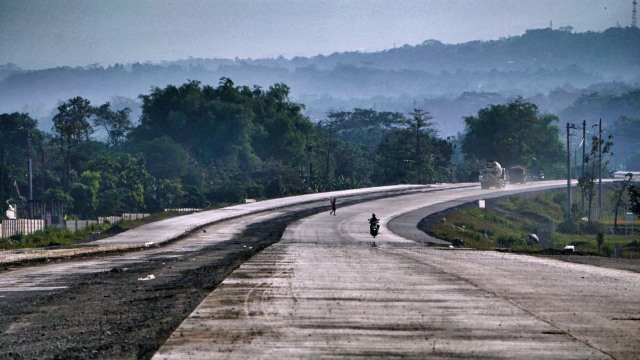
[0,0,632,69]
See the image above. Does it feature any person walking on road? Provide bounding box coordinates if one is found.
[329,197,337,215]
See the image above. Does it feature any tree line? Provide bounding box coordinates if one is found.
[1,78,638,223]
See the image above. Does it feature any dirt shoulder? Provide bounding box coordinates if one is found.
[532,253,640,273]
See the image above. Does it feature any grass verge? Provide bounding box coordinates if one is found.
[422,190,640,258]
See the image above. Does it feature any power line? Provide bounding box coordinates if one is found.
[607,132,640,139]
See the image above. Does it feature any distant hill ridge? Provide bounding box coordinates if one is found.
[170,27,640,75]
[1,27,639,136]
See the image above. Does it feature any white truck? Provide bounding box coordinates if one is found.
[480,160,507,189]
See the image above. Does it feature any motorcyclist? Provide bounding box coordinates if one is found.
[368,213,380,235]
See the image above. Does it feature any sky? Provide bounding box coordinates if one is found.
[0,0,632,69]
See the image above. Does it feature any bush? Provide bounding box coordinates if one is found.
[557,220,578,233]
[569,240,589,247]
[497,235,520,247]
[552,192,567,207]
[207,181,246,204]
[596,230,605,252]
[1,227,74,249]
[580,221,602,234]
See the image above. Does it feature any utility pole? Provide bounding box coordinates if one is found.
[325,121,332,186]
[0,143,4,216]
[598,118,603,220]
[27,132,33,218]
[581,120,586,214]
[306,130,312,190]
[566,123,573,222]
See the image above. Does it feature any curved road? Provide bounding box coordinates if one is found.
[1,182,638,359]
[154,182,640,359]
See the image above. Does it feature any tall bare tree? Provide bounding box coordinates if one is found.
[52,97,94,191]
[611,173,634,232]
[93,102,132,147]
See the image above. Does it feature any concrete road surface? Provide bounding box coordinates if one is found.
[155,185,640,359]
[0,185,431,264]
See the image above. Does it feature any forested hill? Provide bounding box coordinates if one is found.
[1,27,639,135]
[253,27,640,75]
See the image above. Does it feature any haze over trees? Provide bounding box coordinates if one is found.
[1,26,640,220]
[1,27,638,137]
[1,79,464,217]
[461,98,565,177]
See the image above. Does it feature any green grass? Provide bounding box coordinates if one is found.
[433,206,542,251]
[552,233,640,257]
[0,211,189,250]
[430,191,640,258]
[0,223,111,250]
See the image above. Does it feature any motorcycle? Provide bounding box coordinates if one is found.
[369,218,380,238]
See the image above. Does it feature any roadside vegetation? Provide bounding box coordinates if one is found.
[423,189,640,258]
[1,76,639,248]
[0,211,184,250]
[1,223,110,250]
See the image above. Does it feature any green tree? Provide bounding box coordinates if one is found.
[52,97,95,191]
[609,115,640,170]
[326,108,404,153]
[376,109,451,184]
[578,134,614,222]
[314,120,372,191]
[93,102,133,148]
[0,113,38,215]
[154,179,186,210]
[461,98,564,175]
[611,173,633,232]
[69,182,95,219]
[134,136,190,180]
[577,174,596,222]
[454,154,485,183]
[330,141,371,189]
[84,153,155,214]
[628,184,640,218]
[132,79,315,202]
[251,83,311,163]
[135,79,258,168]
[41,188,73,209]
[66,170,102,218]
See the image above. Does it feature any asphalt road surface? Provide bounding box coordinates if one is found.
[155,183,640,359]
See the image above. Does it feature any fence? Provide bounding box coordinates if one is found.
[65,220,99,233]
[1,213,151,239]
[122,213,150,221]
[98,216,123,224]
[0,219,45,238]
[98,213,150,225]
[164,208,202,213]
